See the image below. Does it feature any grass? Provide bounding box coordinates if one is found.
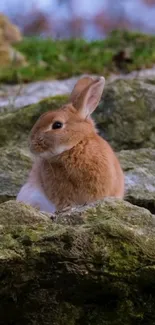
[0,30,155,84]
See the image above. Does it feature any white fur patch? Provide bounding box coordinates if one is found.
[16,182,56,213]
[54,144,72,155]
[40,144,72,159]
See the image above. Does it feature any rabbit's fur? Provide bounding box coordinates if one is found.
[17,76,124,212]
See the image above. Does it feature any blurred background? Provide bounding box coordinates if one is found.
[0,0,155,40]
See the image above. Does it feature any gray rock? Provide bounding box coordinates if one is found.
[0,76,80,112]
[0,146,31,203]
[94,78,155,150]
[118,148,155,212]
[0,95,67,146]
[0,198,155,324]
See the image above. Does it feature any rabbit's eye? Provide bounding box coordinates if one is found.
[52,121,63,129]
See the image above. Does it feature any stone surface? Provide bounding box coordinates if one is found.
[119,148,155,212]
[0,76,79,112]
[0,199,155,324]
[0,200,50,225]
[0,95,67,146]
[0,146,31,203]
[94,78,155,150]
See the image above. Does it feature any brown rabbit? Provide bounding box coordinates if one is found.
[16,76,124,213]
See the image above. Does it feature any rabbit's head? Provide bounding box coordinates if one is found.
[29,76,105,158]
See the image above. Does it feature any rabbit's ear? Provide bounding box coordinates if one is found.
[70,76,94,103]
[72,76,105,118]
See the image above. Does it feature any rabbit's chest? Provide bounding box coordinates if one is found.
[17,182,56,213]
[42,169,78,208]
[41,162,99,209]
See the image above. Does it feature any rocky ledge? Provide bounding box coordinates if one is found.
[0,199,155,324]
[0,74,155,324]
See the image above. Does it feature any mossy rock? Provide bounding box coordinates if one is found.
[0,95,68,146]
[0,199,155,324]
[119,148,155,213]
[0,146,31,203]
[94,78,155,150]
[0,147,32,202]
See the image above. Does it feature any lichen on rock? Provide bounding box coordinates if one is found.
[0,199,155,324]
[0,146,31,203]
[0,95,67,146]
[94,78,155,150]
[118,148,155,213]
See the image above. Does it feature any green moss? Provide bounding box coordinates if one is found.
[0,200,155,324]
[0,147,31,203]
[94,78,155,150]
[1,30,155,83]
[0,94,68,146]
[52,303,82,325]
